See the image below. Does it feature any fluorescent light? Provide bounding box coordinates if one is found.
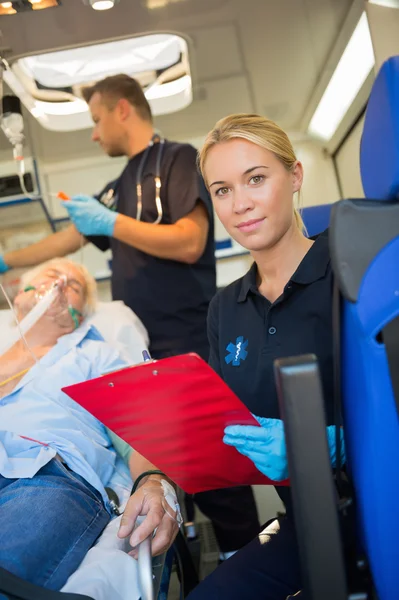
[32,98,88,117]
[29,0,60,7]
[145,75,191,100]
[308,12,374,140]
[368,0,399,7]
[90,0,115,9]
[18,34,181,88]
[146,0,186,8]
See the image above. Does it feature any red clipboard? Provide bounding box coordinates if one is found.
[62,353,288,494]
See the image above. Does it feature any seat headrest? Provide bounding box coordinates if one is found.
[360,55,399,200]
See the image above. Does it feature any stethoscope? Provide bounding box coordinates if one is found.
[99,133,165,225]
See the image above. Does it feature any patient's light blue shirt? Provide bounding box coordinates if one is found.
[0,322,127,509]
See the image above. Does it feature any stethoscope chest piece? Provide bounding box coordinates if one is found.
[100,187,118,211]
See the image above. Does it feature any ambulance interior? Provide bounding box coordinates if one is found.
[0,0,398,599]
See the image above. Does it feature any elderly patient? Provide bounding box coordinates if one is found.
[0,258,179,591]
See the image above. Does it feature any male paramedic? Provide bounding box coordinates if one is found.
[0,258,179,591]
[0,74,260,560]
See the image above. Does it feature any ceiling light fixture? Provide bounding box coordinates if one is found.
[0,3,15,14]
[146,0,185,8]
[0,0,60,13]
[87,0,118,10]
[308,12,374,140]
[6,31,192,130]
[368,0,399,7]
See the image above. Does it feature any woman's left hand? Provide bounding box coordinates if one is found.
[223,416,288,481]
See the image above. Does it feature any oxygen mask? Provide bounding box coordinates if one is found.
[0,273,83,356]
[0,267,84,391]
[18,274,82,330]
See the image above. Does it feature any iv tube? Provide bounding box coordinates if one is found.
[0,283,37,362]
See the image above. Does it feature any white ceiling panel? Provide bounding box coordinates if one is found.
[234,0,354,128]
[0,0,355,140]
[187,23,244,81]
[156,74,255,140]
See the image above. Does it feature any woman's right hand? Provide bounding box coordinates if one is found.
[224,417,346,481]
[224,417,288,481]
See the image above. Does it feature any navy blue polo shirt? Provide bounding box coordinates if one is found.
[208,231,333,422]
[88,141,216,356]
[207,231,333,510]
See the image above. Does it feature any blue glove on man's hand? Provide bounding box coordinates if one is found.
[224,417,345,481]
[0,255,10,274]
[62,195,117,237]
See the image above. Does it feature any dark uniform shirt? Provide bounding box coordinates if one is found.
[207,231,333,511]
[88,141,216,357]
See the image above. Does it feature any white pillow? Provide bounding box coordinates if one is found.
[0,309,13,330]
[88,301,149,365]
[0,300,149,366]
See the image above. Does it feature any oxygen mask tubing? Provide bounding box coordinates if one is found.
[0,275,83,388]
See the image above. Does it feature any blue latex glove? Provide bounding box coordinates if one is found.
[62,195,117,237]
[224,417,345,481]
[327,425,346,469]
[0,255,9,274]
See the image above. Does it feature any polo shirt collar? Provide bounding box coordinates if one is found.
[237,230,330,303]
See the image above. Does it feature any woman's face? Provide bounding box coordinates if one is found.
[205,138,303,252]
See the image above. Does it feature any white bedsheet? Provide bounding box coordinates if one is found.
[61,516,141,600]
[61,457,142,600]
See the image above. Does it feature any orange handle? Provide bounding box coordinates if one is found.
[57,191,70,201]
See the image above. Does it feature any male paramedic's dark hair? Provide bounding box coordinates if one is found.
[82,74,153,123]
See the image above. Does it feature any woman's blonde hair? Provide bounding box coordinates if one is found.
[198,113,305,232]
[19,258,97,317]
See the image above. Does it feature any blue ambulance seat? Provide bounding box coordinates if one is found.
[302,203,332,238]
[330,54,399,600]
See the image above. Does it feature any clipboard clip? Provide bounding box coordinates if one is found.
[101,350,157,382]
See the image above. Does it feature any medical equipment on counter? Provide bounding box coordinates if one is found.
[1,94,36,200]
[1,96,24,164]
[0,62,74,229]
[0,59,29,198]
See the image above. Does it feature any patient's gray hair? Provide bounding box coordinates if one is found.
[19,258,97,317]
